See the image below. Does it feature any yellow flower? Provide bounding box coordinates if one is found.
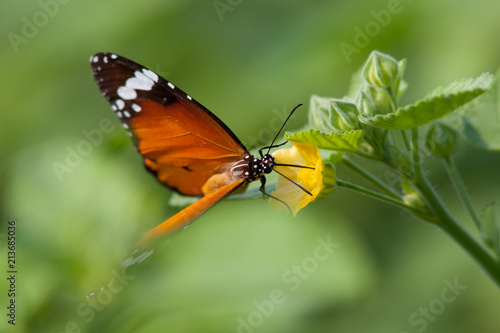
[270,141,336,216]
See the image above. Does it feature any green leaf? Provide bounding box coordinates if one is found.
[327,152,345,164]
[228,184,275,200]
[455,69,500,150]
[168,192,198,208]
[358,73,495,129]
[285,129,364,152]
[169,184,276,205]
[480,202,500,256]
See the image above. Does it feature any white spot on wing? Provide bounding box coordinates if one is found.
[122,123,129,129]
[132,103,141,112]
[117,69,158,100]
[167,82,175,89]
[117,86,137,100]
[126,77,153,91]
[103,56,108,63]
[111,104,118,111]
[123,111,131,118]
[115,99,125,110]
[92,55,99,63]
[125,71,155,91]
[111,54,118,59]
[142,69,158,82]
[187,95,192,100]
[117,111,123,118]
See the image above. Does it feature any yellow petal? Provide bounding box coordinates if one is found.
[270,141,336,216]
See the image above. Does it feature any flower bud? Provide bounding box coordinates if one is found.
[425,123,458,158]
[362,51,399,89]
[355,91,375,117]
[329,100,359,132]
[402,180,437,223]
[392,58,408,99]
[316,162,337,201]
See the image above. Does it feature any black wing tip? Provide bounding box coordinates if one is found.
[90,51,119,60]
[89,52,130,69]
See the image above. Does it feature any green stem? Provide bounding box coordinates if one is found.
[444,157,482,231]
[419,174,500,286]
[341,157,400,200]
[411,128,424,180]
[400,129,410,151]
[411,128,500,286]
[337,180,412,211]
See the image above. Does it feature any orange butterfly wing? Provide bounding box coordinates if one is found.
[135,99,246,196]
[90,52,247,196]
[136,179,246,247]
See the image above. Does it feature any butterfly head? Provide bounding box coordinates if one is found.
[261,154,275,174]
[241,153,275,181]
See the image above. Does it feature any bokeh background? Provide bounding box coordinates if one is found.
[1,0,500,332]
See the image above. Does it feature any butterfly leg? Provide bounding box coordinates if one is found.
[259,177,269,198]
[259,177,293,214]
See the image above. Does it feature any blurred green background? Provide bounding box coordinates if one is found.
[1,0,500,332]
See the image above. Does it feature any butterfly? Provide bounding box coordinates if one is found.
[90,52,311,247]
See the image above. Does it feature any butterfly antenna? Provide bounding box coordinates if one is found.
[273,168,313,196]
[274,163,315,170]
[266,104,303,155]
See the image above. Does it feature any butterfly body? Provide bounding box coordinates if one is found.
[201,153,273,195]
[90,52,277,243]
